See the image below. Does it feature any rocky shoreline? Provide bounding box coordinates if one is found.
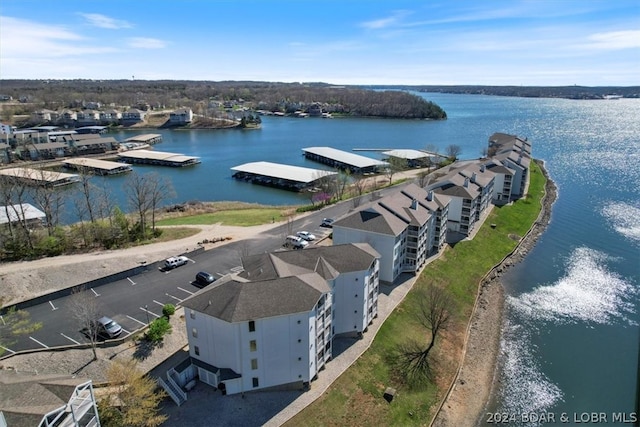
[432,160,558,426]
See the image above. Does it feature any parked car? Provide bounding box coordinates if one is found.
[195,271,216,286]
[286,235,309,249]
[164,255,189,269]
[296,231,316,241]
[321,218,335,227]
[92,316,122,339]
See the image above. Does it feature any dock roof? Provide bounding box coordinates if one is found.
[117,149,199,164]
[231,161,337,183]
[124,134,162,143]
[0,167,79,186]
[62,158,132,172]
[302,146,387,169]
[382,149,432,160]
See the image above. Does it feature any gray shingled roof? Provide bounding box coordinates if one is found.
[181,274,330,322]
[240,244,380,282]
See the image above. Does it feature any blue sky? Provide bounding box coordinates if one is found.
[1,0,638,85]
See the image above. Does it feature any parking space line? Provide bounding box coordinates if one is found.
[153,300,165,307]
[127,277,136,285]
[49,301,58,310]
[127,315,146,326]
[29,336,49,348]
[91,288,100,297]
[230,266,244,273]
[140,306,161,318]
[60,333,81,345]
[177,287,194,295]
[0,345,15,355]
[165,293,182,303]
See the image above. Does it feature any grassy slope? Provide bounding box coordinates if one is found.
[284,161,547,426]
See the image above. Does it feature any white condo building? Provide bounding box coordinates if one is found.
[332,183,450,283]
[179,243,380,396]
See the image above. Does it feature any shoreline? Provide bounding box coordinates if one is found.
[432,160,558,426]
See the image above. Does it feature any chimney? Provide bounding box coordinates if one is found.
[427,190,433,201]
[411,199,418,210]
[464,177,469,187]
[480,164,486,173]
[471,172,477,183]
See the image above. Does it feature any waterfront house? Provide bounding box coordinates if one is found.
[99,109,122,124]
[121,108,146,123]
[333,183,450,283]
[169,108,194,125]
[76,110,100,126]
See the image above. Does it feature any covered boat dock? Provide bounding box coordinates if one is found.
[382,149,440,168]
[124,134,163,145]
[302,146,387,174]
[231,161,337,192]
[117,149,201,167]
[0,167,80,187]
[62,158,132,175]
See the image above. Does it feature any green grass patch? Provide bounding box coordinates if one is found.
[285,161,547,426]
[156,205,298,227]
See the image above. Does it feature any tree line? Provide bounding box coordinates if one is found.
[0,79,447,121]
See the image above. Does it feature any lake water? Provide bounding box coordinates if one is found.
[78,93,640,423]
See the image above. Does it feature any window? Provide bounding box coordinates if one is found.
[192,328,198,338]
[250,340,257,352]
[248,320,255,332]
[251,359,258,370]
[190,310,195,319]
[252,377,259,388]
[194,346,200,356]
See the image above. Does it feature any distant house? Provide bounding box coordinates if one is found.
[169,108,193,125]
[333,183,450,283]
[0,203,46,228]
[30,109,55,123]
[122,108,146,123]
[76,110,100,126]
[61,110,78,125]
[0,371,100,427]
[99,109,121,124]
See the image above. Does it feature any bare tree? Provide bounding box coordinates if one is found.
[30,176,65,236]
[68,286,101,360]
[123,172,154,239]
[76,166,96,224]
[445,144,462,161]
[147,172,175,233]
[332,170,351,201]
[396,283,454,385]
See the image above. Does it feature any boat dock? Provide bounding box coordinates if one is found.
[62,158,132,175]
[124,134,163,145]
[117,149,201,167]
[231,161,337,192]
[0,167,80,187]
[302,146,387,174]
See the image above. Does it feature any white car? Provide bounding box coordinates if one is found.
[321,218,335,227]
[164,255,189,269]
[296,231,316,241]
[286,235,309,249]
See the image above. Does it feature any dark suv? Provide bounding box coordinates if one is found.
[195,271,216,287]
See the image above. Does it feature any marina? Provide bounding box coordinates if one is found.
[62,158,132,175]
[117,149,201,167]
[231,161,338,192]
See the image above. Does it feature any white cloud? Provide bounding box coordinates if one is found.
[127,37,167,49]
[78,13,132,29]
[360,10,412,30]
[584,30,640,50]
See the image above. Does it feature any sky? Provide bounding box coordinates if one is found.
[1,0,639,86]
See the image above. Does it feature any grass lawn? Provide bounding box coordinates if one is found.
[284,161,547,426]
[156,202,300,227]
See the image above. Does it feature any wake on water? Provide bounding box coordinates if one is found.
[496,245,637,425]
